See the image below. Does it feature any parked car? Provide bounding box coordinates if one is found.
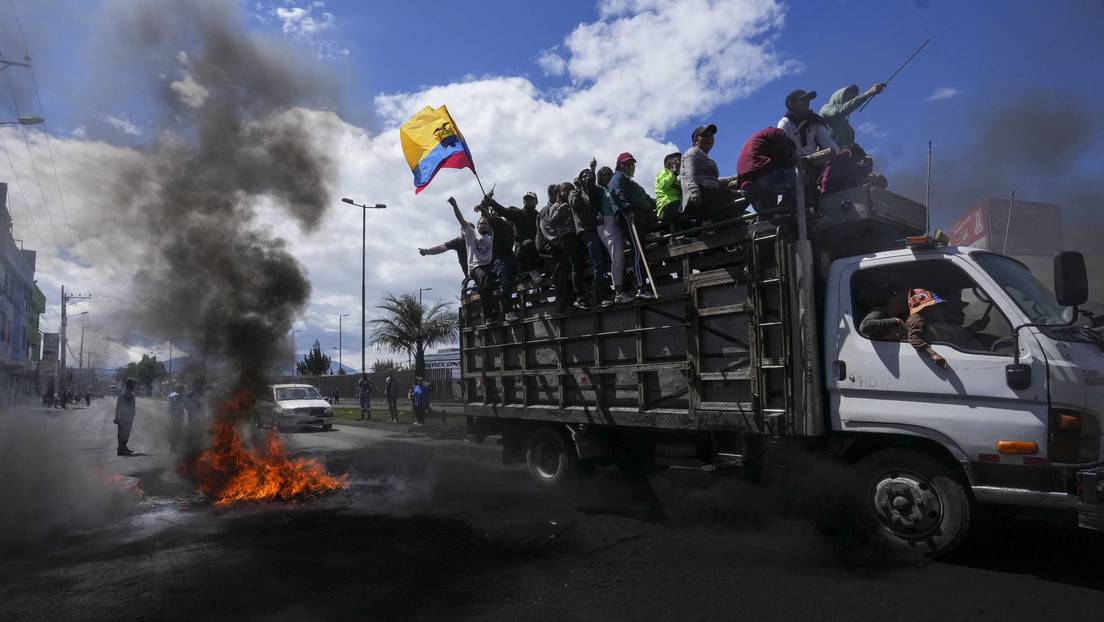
[255,384,334,432]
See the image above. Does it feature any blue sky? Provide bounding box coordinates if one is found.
[2,0,1102,366]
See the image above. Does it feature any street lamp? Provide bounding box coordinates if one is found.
[419,287,433,304]
[341,197,386,374]
[0,116,43,127]
[337,313,350,373]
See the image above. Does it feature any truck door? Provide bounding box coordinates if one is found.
[829,254,1050,465]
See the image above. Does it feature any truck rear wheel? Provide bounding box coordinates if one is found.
[858,448,971,557]
[526,426,582,487]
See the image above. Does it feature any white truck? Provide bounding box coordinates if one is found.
[459,169,1103,557]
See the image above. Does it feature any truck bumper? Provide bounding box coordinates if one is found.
[1077,466,1104,531]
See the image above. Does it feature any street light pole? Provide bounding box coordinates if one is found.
[337,313,350,373]
[419,287,433,305]
[341,198,386,374]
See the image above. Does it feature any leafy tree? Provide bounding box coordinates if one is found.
[296,339,332,376]
[115,354,167,392]
[369,293,458,378]
[371,358,405,373]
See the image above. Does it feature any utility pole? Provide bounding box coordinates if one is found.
[168,341,173,380]
[57,286,91,392]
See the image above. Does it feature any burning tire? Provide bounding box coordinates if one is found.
[525,426,582,487]
[858,448,972,557]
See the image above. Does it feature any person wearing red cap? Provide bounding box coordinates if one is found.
[905,288,949,368]
[607,151,656,300]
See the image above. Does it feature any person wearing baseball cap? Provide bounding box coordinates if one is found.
[607,151,657,300]
[904,288,949,368]
[679,123,742,218]
[777,88,840,157]
[481,191,542,283]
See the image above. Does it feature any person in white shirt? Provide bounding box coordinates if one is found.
[450,196,518,322]
[777,89,839,158]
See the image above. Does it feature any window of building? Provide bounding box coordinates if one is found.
[850,259,1014,356]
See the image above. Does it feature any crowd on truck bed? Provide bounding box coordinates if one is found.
[419,83,890,323]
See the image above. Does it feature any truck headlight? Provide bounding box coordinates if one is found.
[1050,409,1101,463]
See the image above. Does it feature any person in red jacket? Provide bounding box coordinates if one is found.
[736,127,798,207]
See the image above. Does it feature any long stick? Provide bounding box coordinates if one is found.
[857,38,931,113]
[924,140,932,232]
[1002,190,1015,254]
[628,219,659,299]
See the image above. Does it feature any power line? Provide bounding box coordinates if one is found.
[0,130,52,267]
[8,0,77,245]
[1,66,63,247]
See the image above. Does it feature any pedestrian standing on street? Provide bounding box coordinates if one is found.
[184,378,207,451]
[114,378,137,456]
[333,388,341,406]
[357,373,373,420]
[385,372,399,423]
[85,392,91,407]
[167,383,186,451]
[411,378,430,426]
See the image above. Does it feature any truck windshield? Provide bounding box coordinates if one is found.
[973,253,1066,324]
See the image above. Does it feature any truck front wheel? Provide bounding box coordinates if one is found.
[526,426,582,487]
[858,448,971,557]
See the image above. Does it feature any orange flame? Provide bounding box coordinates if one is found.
[186,389,347,506]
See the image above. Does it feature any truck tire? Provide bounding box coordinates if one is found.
[526,426,582,487]
[858,448,971,557]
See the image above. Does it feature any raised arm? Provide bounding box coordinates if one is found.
[449,196,468,227]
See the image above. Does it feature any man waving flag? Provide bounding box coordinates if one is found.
[400,105,479,194]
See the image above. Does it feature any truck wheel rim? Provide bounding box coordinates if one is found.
[872,469,944,539]
[535,439,563,479]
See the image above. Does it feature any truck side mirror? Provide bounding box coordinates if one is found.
[1006,362,1031,390]
[1054,251,1088,307]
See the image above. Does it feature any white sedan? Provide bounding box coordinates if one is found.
[255,384,334,432]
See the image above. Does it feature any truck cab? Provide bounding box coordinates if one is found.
[827,242,1103,541]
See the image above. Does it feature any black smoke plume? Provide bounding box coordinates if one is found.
[890,92,1103,293]
[98,0,339,392]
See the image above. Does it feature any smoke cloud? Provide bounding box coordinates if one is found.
[91,0,341,391]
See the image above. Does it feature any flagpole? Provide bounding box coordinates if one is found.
[472,169,488,198]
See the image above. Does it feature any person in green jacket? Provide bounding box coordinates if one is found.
[819,83,885,148]
[654,152,682,224]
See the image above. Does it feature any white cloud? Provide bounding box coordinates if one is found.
[96,113,142,136]
[169,72,210,108]
[26,0,796,369]
[274,4,335,37]
[70,125,87,139]
[857,121,886,139]
[925,86,960,102]
[537,50,567,76]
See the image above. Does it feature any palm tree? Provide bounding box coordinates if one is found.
[368,293,458,378]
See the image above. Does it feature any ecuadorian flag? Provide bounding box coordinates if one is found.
[400,105,475,194]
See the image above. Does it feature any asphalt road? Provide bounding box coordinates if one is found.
[2,398,1104,621]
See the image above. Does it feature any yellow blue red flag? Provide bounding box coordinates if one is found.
[399,105,475,194]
